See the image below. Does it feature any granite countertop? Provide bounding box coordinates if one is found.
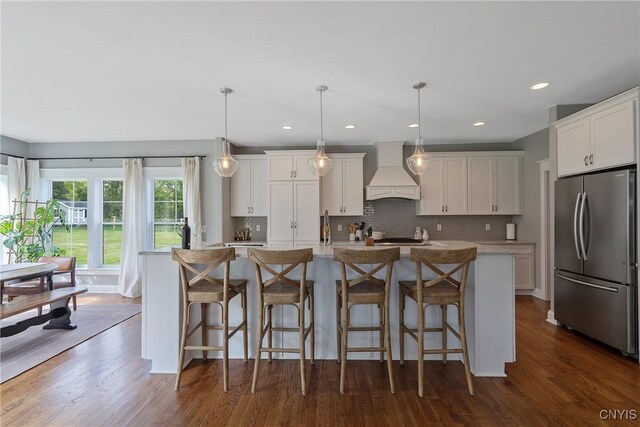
[140,240,534,257]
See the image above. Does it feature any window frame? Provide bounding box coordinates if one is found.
[143,167,183,251]
[100,179,124,267]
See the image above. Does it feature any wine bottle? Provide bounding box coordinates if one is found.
[181,217,191,249]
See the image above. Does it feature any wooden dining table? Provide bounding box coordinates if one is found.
[0,262,59,295]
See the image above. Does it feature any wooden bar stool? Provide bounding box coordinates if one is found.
[248,248,315,395]
[172,248,248,392]
[333,247,400,394]
[399,247,477,397]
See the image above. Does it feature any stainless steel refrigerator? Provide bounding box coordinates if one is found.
[555,167,637,357]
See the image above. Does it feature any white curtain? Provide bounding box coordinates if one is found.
[182,157,202,244]
[26,160,40,216]
[118,158,143,298]
[7,157,25,212]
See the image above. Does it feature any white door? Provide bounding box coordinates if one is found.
[556,117,590,177]
[293,155,317,181]
[342,158,364,216]
[494,156,521,214]
[230,160,251,216]
[268,156,294,181]
[251,159,268,216]
[321,159,343,216]
[294,181,320,243]
[467,157,493,214]
[443,158,467,214]
[417,157,443,215]
[591,99,636,170]
[268,181,294,243]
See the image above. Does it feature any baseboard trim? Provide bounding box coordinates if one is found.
[86,285,119,294]
[546,310,559,325]
[515,288,547,301]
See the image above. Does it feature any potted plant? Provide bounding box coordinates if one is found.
[0,190,69,262]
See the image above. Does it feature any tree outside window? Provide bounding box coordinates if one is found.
[51,180,88,265]
[153,179,183,249]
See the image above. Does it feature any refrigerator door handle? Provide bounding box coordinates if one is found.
[557,274,619,293]
[573,192,582,260]
[579,192,588,260]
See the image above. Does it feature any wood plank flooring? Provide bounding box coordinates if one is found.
[1,296,639,426]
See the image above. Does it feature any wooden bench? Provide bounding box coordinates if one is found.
[1,287,88,338]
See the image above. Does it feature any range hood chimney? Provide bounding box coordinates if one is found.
[365,141,420,200]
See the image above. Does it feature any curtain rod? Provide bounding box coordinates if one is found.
[20,155,207,161]
[0,152,26,159]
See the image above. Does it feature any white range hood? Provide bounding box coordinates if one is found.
[365,141,420,201]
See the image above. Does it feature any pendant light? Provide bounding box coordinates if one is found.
[308,85,333,177]
[213,87,239,177]
[406,82,431,176]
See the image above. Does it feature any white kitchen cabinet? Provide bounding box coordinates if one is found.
[416,157,466,215]
[267,180,319,245]
[513,254,535,290]
[556,89,637,177]
[321,153,365,216]
[467,155,521,215]
[230,156,267,217]
[266,150,319,181]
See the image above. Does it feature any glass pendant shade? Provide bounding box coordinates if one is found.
[213,138,239,177]
[214,87,239,177]
[308,139,333,177]
[406,137,431,175]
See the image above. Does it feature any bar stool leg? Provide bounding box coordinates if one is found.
[175,303,190,391]
[252,302,265,393]
[339,293,348,394]
[336,288,341,363]
[299,300,307,396]
[384,304,395,393]
[378,304,384,363]
[458,303,474,395]
[223,302,229,392]
[310,291,315,364]
[242,291,248,362]
[201,303,208,361]
[418,302,425,397]
[442,304,448,364]
[267,305,273,362]
[399,292,405,366]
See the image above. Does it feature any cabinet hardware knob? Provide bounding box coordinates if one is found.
[584,156,589,166]
[589,154,593,165]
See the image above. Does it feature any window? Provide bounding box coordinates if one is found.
[102,180,123,266]
[51,180,88,265]
[153,179,183,249]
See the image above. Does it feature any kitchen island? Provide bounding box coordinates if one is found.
[140,241,532,377]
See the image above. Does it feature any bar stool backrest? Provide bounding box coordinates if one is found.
[172,248,236,297]
[409,247,477,295]
[248,248,314,292]
[333,247,400,289]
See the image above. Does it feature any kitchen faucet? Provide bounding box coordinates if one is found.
[323,209,332,246]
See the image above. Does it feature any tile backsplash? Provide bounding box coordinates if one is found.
[232,199,514,243]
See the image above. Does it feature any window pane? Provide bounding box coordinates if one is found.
[154,224,181,249]
[154,201,178,222]
[154,180,182,202]
[52,224,88,265]
[103,201,123,222]
[103,224,122,265]
[103,180,123,202]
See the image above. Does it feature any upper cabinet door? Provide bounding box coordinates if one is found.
[443,158,467,214]
[591,99,636,171]
[417,157,444,215]
[293,155,318,181]
[268,181,294,243]
[293,181,320,243]
[557,117,591,177]
[321,158,343,216]
[494,156,521,214]
[342,158,364,216]
[268,156,294,181]
[230,160,251,217]
[467,157,493,214]
[250,159,268,216]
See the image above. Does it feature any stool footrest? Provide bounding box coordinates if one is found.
[346,347,387,353]
[260,347,303,353]
[424,348,463,355]
[185,345,223,351]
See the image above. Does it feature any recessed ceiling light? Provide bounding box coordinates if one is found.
[408,123,419,128]
[281,125,293,130]
[345,124,357,129]
[473,121,486,127]
[530,82,550,90]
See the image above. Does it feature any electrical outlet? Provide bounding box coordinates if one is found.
[436,224,442,231]
[256,224,261,232]
[337,224,343,232]
[485,223,491,231]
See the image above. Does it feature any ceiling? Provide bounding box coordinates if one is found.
[1,1,639,146]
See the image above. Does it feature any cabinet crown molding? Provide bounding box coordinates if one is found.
[552,86,639,128]
[425,151,523,158]
[264,150,317,156]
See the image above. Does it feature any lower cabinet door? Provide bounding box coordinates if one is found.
[268,181,294,243]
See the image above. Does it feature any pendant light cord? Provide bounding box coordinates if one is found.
[224,91,228,143]
[417,86,421,140]
[319,89,324,142]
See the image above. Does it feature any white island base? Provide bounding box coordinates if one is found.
[141,242,522,378]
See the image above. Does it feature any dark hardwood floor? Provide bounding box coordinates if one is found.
[1,296,638,426]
